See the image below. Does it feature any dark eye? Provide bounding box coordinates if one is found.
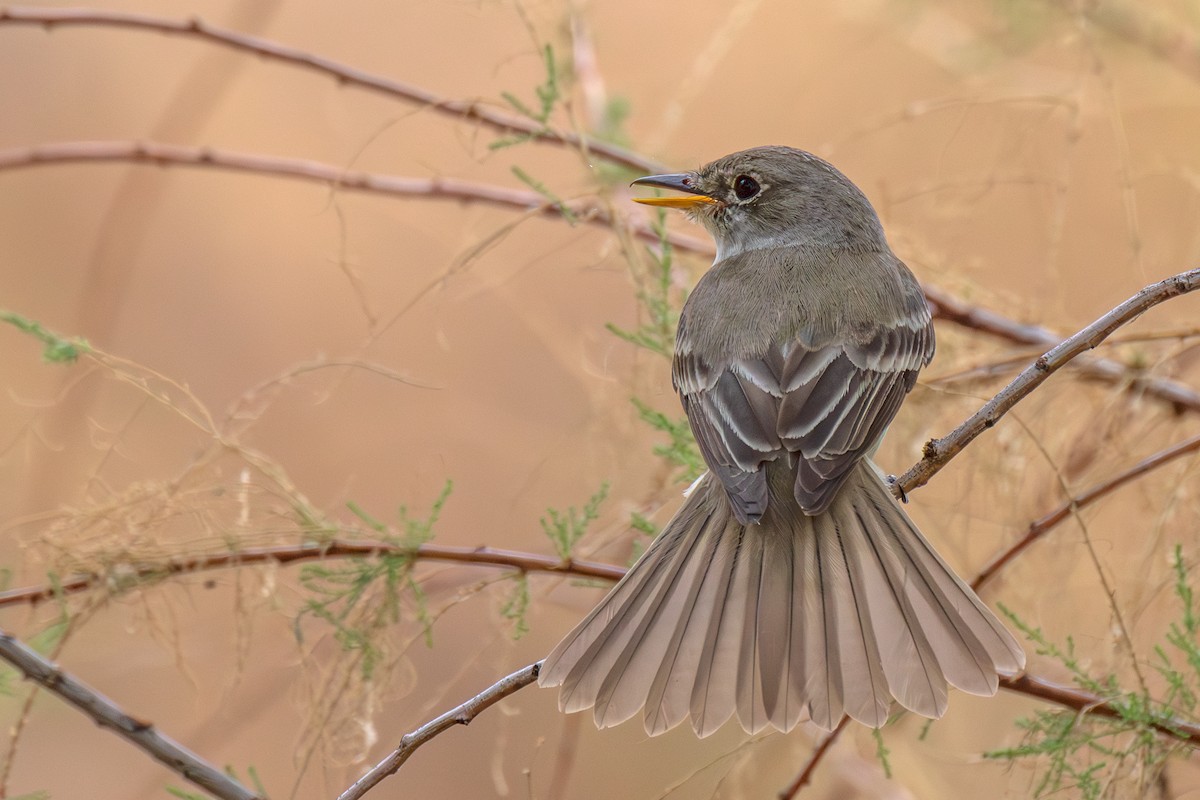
[733,174,760,200]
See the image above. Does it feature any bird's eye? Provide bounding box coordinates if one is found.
[733,174,760,200]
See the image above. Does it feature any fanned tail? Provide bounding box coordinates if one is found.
[538,463,1025,737]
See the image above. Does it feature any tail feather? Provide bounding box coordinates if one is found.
[826,510,893,727]
[755,527,797,730]
[642,510,724,735]
[539,463,1025,736]
[546,504,695,715]
[591,525,698,727]
[735,528,768,732]
[843,505,947,717]
[689,510,746,737]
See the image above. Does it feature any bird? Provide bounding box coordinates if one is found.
[538,146,1025,738]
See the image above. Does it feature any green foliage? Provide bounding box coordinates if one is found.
[500,573,531,640]
[595,95,632,148]
[297,481,453,676]
[220,764,268,798]
[872,727,892,779]
[987,546,1200,798]
[1160,544,1200,715]
[510,165,576,223]
[606,210,680,360]
[606,212,705,483]
[167,768,266,800]
[164,789,205,800]
[10,792,50,800]
[631,398,704,483]
[293,502,338,543]
[629,511,658,538]
[1,310,89,363]
[541,482,610,560]
[491,44,562,150]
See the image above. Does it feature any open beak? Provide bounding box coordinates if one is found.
[631,173,719,209]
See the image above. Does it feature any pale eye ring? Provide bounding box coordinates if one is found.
[733,174,760,200]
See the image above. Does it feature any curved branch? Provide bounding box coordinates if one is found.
[777,718,848,800]
[924,283,1200,416]
[0,540,625,609]
[898,269,1200,496]
[6,517,1200,796]
[1000,673,1200,746]
[0,7,660,174]
[973,431,1200,590]
[336,662,541,800]
[0,629,260,800]
[0,140,703,253]
[3,140,1196,427]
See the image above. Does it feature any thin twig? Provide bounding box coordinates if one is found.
[4,139,1196,426]
[0,6,660,174]
[6,527,1200,796]
[924,283,1200,415]
[335,662,541,800]
[898,269,1200,496]
[0,628,261,800]
[0,540,625,609]
[782,430,1200,794]
[777,717,849,800]
[1000,673,1200,746]
[973,431,1200,590]
[0,140,701,252]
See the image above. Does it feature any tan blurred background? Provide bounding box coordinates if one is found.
[2,1,1200,798]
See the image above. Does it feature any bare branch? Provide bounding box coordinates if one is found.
[0,140,702,252]
[1000,673,1200,746]
[898,269,1200,496]
[7,518,1200,795]
[777,718,848,800]
[5,139,1195,428]
[0,7,660,174]
[335,662,541,800]
[924,283,1200,415]
[0,628,261,800]
[973,431,1200,590]
[0,540,625,609]
[781,428,1200,793]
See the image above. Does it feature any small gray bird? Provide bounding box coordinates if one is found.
[539,146,1025,737]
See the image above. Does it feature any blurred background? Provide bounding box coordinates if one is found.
[2,1,1200,798]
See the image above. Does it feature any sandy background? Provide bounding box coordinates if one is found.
[2,1,1200,798]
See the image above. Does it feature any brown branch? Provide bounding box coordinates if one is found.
[2,9,1197,422]
[3,142,1198,794]
[898,269,1200,497]
[0,628,261,800]
[335,662,541,800]
[973,431,1200,590]
[0,540,625,609]
[4,139,1196,427]
[924,283,1200,416]
[1000,673,1200,746]
[0,6,660,174]
[7,520,1200,796]
[5,136,1199,423]
[782,429,1200,794]
[0,140,703,253]
[777,717,849,800]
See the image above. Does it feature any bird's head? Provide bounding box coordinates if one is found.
[632,146,886,260]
